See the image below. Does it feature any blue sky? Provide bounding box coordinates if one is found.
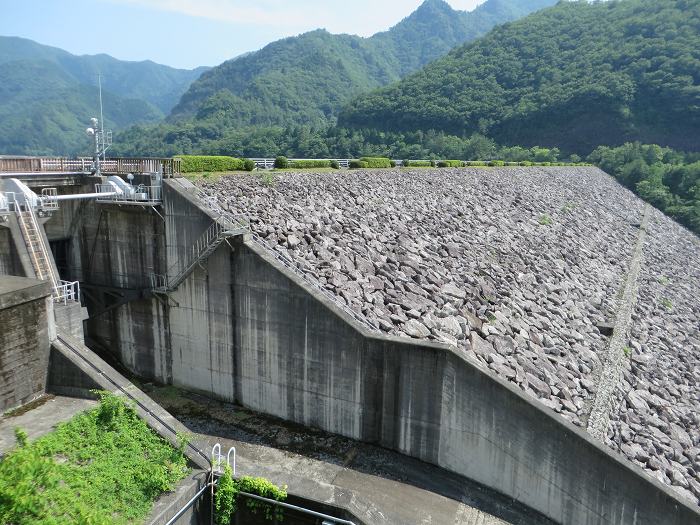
[0,0,485,69]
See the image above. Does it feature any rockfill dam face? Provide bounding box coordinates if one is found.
[1,166,698,524]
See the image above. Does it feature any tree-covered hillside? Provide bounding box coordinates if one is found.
[0,60,162,156]
[0,36,207,113]
[170,0,557,128]
[0,36,207,155]
[339,0,700,154]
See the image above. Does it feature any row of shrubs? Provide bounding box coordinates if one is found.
[179,155,593,173]
[179,155,254,173]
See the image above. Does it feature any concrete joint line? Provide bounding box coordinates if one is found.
[586,204,651,441]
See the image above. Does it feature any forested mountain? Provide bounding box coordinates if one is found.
[169,0,557,128]
[339,0,700,154]
[0,37,207,113]
[0,36,206,155]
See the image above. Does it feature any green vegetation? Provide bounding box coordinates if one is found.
[589,143,700,234]
[260,172,278,186]
[538,214,553,226]
[179,155,247,172]
[274,156,289,169]
[661,297,674,311]
[0,36,206,155]
[0,391,189,525]
[340,0,700,155]
[623,346,631,358]
[403,160,432,167]
[438,160,465,167]
[289,159,332,168]
[214,465,287,524]
[170,0,555,129]
[359,157,393,168]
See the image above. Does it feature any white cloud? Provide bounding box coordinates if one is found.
[107,0,487,35]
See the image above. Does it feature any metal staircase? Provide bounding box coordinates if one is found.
[15,205,80,303]
[151,216,248,293]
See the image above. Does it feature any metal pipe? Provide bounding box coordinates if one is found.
[163,481,214,525]
[52,192,118,201]
[238,492,357,525]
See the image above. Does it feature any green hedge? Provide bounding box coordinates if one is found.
[488,160,506,166]
[465,161,487,166]
[437,160,465,167]
[349,160,368,169]
[274,156,289,169]
[403,160,432,167]
[358,157,392,168]
[178,155,246,173]
[289,160,332,169]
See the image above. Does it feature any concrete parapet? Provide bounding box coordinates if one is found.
[0,276,52,411]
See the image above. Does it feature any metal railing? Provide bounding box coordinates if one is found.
[55,280,81,305]
[40,188,59,211]
[249,158,352,169]
[151,215,248,292]
[0,156,180,176]
[95,183,162,204]
[196,191,378,331]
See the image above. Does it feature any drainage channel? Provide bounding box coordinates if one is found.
[586,204,651,441]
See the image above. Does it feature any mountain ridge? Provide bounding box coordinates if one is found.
[168,0,557,128]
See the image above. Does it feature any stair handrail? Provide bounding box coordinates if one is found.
[195,191,378,331]
[16,206,59,291]
[151,214,248,292]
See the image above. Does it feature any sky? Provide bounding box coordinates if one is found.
[0,0,486,69]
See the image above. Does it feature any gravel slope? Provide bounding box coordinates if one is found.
[199,167,698,504]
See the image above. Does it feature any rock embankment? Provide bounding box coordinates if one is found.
[199,167,698,504]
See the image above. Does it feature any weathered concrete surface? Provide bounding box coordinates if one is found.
[145,469,209,525]
[61,174,699,523]
[146,384,553,525]
[0,276,52,411]
[0,395,96,454]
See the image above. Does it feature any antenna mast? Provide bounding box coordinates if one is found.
[98,74,106,161]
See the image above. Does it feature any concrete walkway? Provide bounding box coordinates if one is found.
[0,395,96,454]
[143,385,554,525]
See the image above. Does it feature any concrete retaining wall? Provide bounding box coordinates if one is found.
[79,180,700,524]
[0,276,52,411]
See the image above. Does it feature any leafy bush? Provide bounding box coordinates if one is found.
[349,160,369,169]
[214,471,287,524]
[273,156,289,169]
[488,160,505,167]
[465,161,487,166]
[330,160,340,169]
[437,160,464,167]
[179,155,245,173]
[215,465,238,525]
[403,160,432,167]
[359,157,392,168]
[289,159,332,168]
[0,391,189,525]
[390,160,397,167]
[243,159,255,171]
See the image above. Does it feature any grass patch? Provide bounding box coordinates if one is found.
[182,171,249,183]
[661,297,673,311]
[0,391,189,525]
[538,214,553,226]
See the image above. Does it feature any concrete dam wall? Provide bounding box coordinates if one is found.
[78,177,698,525]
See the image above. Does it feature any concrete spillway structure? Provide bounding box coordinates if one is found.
[0,170,698,525]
